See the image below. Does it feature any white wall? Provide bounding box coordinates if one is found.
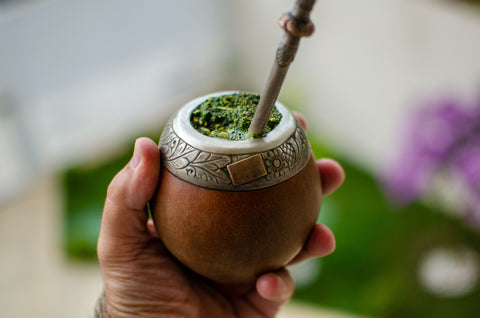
[0,0,229,202]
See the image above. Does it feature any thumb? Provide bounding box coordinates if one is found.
[98,137,160,260]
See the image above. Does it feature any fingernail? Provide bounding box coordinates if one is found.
[129,140,141,168]
[279,278,289,297]
[271,274,288,298]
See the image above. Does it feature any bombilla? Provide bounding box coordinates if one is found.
[248,0,316,138]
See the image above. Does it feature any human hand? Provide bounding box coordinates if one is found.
[97,117,344,317]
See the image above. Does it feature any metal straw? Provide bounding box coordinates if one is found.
[248,0,316,138]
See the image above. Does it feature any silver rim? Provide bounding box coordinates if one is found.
[159,92,311,191]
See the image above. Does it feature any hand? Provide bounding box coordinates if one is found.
[97,118,344,317]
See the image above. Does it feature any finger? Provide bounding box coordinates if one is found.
[234,269,294,317]
[256,269,294,303]
[288,223,335,265]
[293,112,308,130]
[317,158,345,196]
[98,138,160,256]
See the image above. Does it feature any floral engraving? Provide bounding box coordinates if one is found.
[263,127,309,181]
[264,148,289,179]
[159,119,310,191]
[160,121,232,185]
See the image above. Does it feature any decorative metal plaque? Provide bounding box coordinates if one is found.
[159,118,310,191]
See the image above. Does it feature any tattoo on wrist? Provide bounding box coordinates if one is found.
[94,290,107,318]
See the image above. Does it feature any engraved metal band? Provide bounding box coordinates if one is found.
[159,118,310,191]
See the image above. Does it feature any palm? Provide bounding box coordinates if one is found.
[102,225,283,318]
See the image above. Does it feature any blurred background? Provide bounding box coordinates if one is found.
[1,0,480,317]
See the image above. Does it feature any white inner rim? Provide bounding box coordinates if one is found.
[173,91,296,155]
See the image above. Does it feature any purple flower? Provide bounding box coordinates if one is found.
[450,139,480,229]
[383,92,480,229]
[452,140,480,192]
[408,98,474,161]
[383,151,434,204]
